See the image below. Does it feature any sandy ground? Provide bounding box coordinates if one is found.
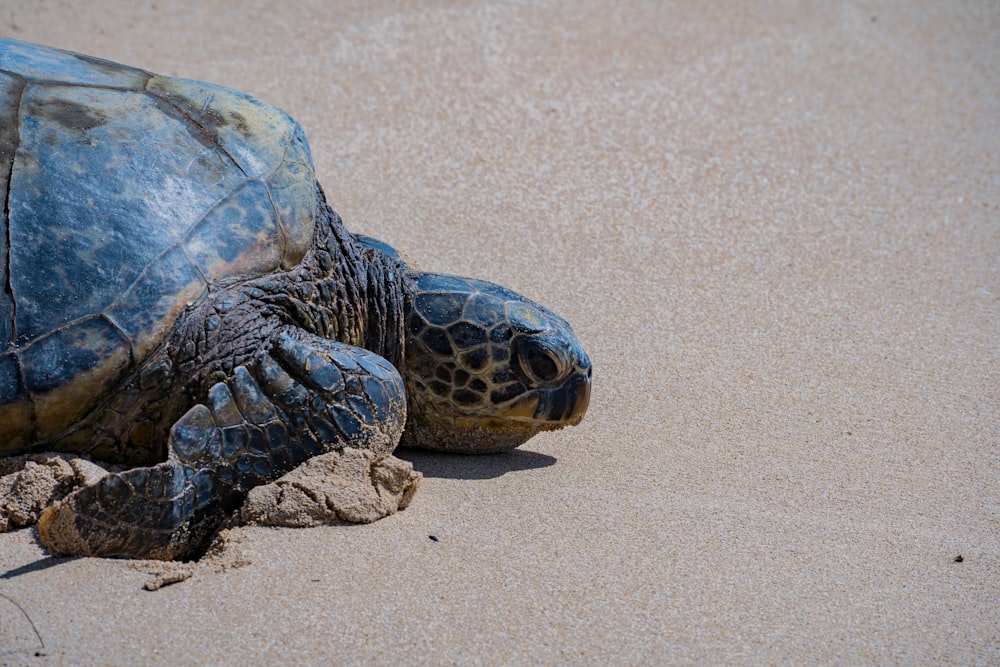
[1,1,998,664]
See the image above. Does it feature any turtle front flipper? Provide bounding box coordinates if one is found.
[39,328,407,560]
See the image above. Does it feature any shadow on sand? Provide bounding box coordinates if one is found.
[394,447,556,480]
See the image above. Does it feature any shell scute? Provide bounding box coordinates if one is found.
[145,75,317,269]
[146,76,299,177]
[20,316,131,438]
[20,317,130,394]
[8,82,246,342]
[0,39,150,89]
[184,179,284,280]
[265,156,318,268]
[105,247,207,359]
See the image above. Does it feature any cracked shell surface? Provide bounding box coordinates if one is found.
[0,38,318,445]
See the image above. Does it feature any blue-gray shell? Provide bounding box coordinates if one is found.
[0,38,319,441]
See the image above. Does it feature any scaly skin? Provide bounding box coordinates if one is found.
[40,327,407,560]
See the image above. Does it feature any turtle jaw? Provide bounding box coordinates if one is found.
[501,363,591,426]
[400,361,591,454]
[401,406,578,454]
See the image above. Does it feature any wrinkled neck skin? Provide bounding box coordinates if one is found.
[170,195,408,395]
[256,199,409,371]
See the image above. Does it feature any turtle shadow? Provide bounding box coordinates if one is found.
[1,553,72,580]
[394,448,556,480]
[1,527,76,580]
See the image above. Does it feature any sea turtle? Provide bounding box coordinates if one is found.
[0,39,591,559]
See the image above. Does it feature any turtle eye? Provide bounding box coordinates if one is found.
[518,339,563,384]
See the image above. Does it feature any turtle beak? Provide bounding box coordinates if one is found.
[568,365,592,424]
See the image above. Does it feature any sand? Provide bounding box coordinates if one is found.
[1,1,998,664]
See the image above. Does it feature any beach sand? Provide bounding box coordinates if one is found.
[1,1,997,663]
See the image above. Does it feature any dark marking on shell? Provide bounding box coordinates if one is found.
[227,110,252,137]
[19,316,130,395]
[24,95,107,133]
[184,179,280,274]
[7,83,248,342]
[142,92,237,165]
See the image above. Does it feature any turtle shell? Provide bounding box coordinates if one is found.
[0,38,319,447]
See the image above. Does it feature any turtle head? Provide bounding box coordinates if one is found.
[399,272,591,453]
